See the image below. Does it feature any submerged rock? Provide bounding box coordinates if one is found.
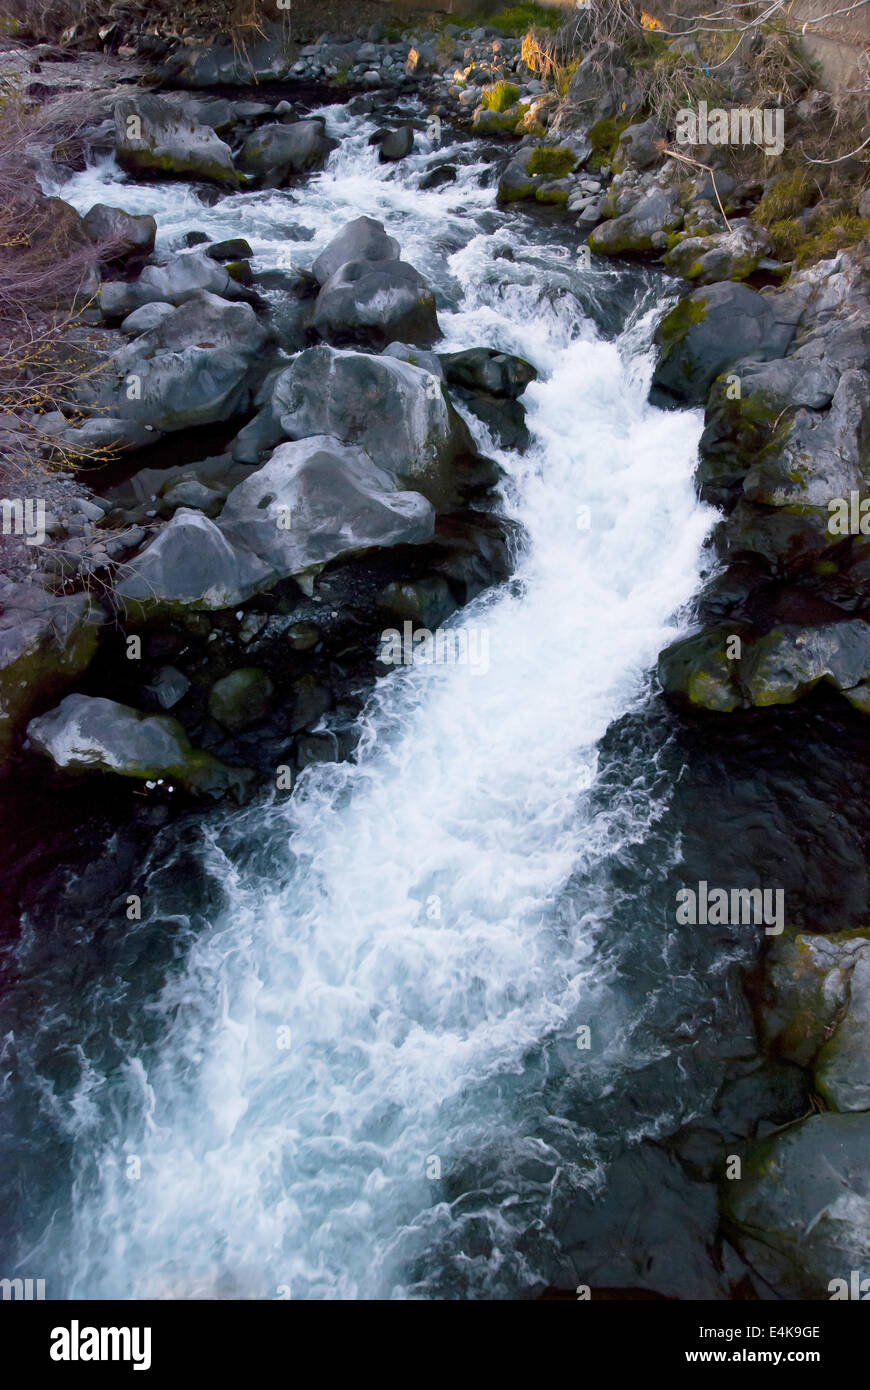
[27,693,250,796]
[207,668,274,732]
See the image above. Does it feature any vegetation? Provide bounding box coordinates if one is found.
[481,80,520,112]
[526,144,575,178]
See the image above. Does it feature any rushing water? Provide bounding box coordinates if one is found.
[2,97,738,1299]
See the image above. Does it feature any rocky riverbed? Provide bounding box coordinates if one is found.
[2,7,870,1301]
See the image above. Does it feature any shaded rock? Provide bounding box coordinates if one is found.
[613,119,666,172]
[27,692,249,797]
[815,945,870,1110]
[313,258,439,350]
[207,237,254,262]
[722,1112,870,1299]
[439,347,537,398]
[159,25,297,88]
[420,162,457,190]
[239,120,335,187]
[82,203,156,261]
[62,417,157,455]
[120,301,176,336]
[311,215,400,286]
[114,94,242,186]
[208,668,274,731]
[0,583,105,763]
[146,665,190,710]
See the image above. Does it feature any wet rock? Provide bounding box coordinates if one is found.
[27,692,250,796]
[239,121,336,187]
[311,216,400,286]
[313,258,440,350]
[82,203,157,262]
[207,238,254,262]
[722,1112,870,1299]
[420,163,457,190]
[814,944,870,1110]
[114,95,242,187]
[440,347,537,399]
[379,126,414,161]
[208,668,274,731]
[146,665,190,710]
[0,583,105,763]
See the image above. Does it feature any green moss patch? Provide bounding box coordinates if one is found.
[526,144,575,178]
[482,80,521,112]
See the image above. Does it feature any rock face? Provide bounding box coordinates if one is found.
[82,204,157,262]
[659,620,870,713]
[239,121,336,186]
[232,345,480,509]
[650,281,800,406]
[440,347,538,452]
[722,1112,870,1299]
[588,186,683,256]
[77,291,271,443]
[311,216,400,286]
[158,24,297,87]
[219,435,436,582]
[114,95,242,186]
[662,220,773,285]
[27,693,249,796]
[313,258,440,350]
[0,583,105,762]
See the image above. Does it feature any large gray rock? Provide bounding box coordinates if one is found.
[27,693,249,796]
[100,253,252,321]
[439,347,537,399]
[755,930,867,1068]
[82,203,157,261]
[662,220,773,285]
[233,345,478,509]
[0,583,105,763]
[239,121,336,187]
[311,216,400,287]
[313,258,439,350]
[114,95,242,186]
[650,281,801,405]
[115,508,274,612]
[722,1112,870,1299]
[78,292,270,440]
[219,435,436,584]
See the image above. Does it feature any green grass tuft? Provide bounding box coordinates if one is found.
[526,144,575,178]
[482,80,521,112]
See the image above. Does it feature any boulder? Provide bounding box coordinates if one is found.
[82,203,157,262]
[159,25,297,87]
[722,1112,870,1299]
[379,126,414,161]
[650,282,800,406]
[120,302,176,336]
[0,583,105,763]
[208,668,274,731]
[313,259,440,350]
[114,95,242,186]
[239,121,336,187]
[588,187,683,256]
[662,221,773,284]
[439,347,537,398]
[755,930,867,1068]
[27,692,249,796]
[114,508,274,613]
[613,119,666,172]
[78,292,271,439]
[218,435,436,584]
[311,216,400,286]
[232,345,480,509]
[815,946,870,1111]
